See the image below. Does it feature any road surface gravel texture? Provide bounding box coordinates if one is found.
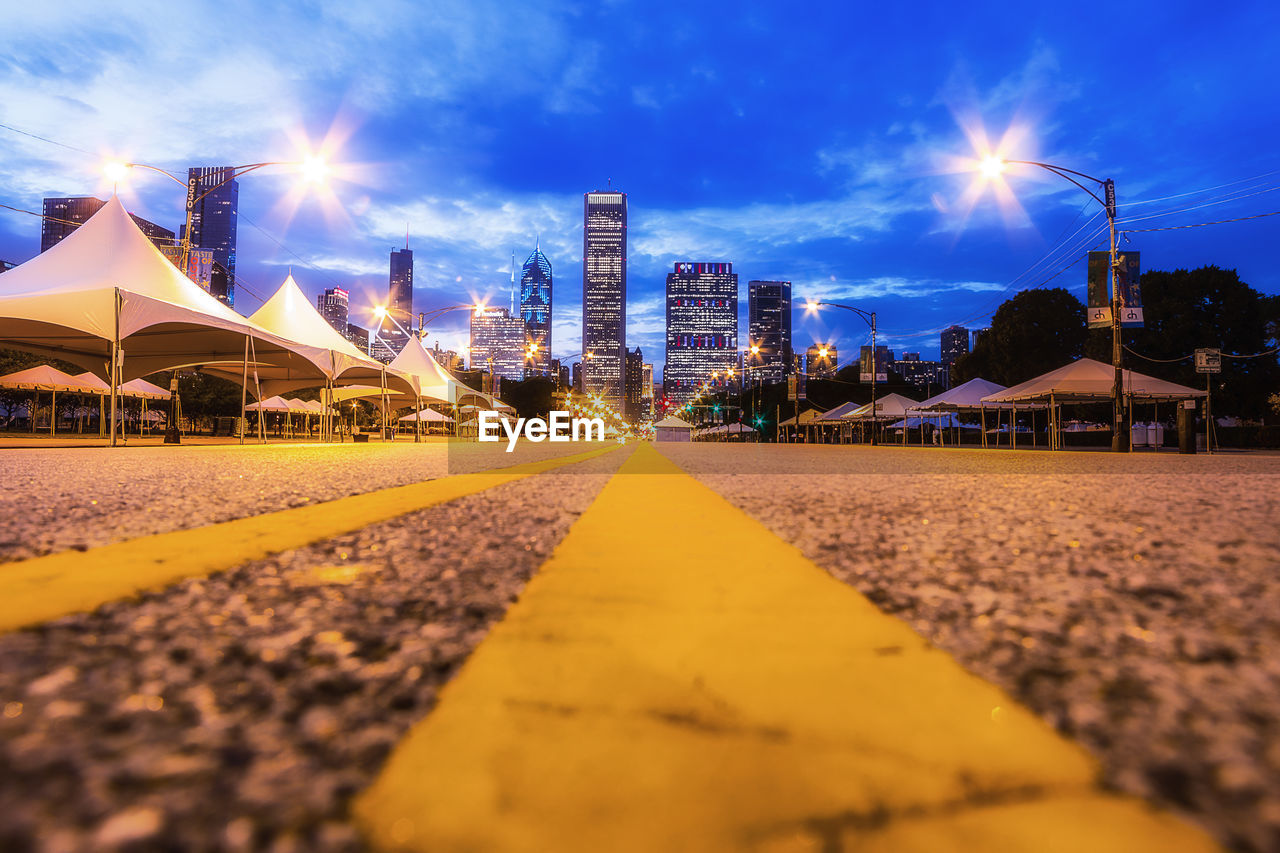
[658,443,1280,853]
[0,440,600,562]
[0,452,623,851]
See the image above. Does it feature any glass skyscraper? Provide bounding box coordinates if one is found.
[663,262,738,403]
[382,247,414,356]
[470,307,526,380]
[747,280,792,386]
[183,167,239,306]
[582,191,627,406]
[42,197,174,254]
[520,243,552,376]
[317,287,349,334]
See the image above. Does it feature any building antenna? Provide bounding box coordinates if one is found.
[510,251,516,315]
[405,222,409,250]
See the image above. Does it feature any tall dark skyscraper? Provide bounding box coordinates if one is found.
[582,191,627,406]
[747,280,792,386]
[183,167,239,306]
[941,324,970,367]
[624,347,644,422]
[663,262,738,403]
[317,287,349,334]
[520,242,552,376]
[42,197,173,253]
[382,246,414,355]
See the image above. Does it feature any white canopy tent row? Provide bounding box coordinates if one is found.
[0,364,170,437]
[653,414,694,442]
[0,196,348,445]
[979,358,1206,451]
[907,378,1011,449]
[200,272,423,441]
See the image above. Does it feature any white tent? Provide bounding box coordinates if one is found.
[654,414,694,442]
[399,408,454,422]
[912,378,1008,411]
[845,393,919,421]
[245,396,295,412]
[0,196,325,443]
[981,358,1207,404]
[0,365,91,393]
[120,377,170,400]
[817,401,861,421]
[388,334,491,406]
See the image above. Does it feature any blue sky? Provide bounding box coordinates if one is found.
[1,1,1278,373]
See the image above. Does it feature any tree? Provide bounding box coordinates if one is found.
[1123,266,1280,420]
[953,288,1087,386]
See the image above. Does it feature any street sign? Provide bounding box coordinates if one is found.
[1195,348,1221,374]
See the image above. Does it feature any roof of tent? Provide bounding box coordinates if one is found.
[0,196,324,382]
[779,406,827,427]
[285,398,323,412]
[399,407,454,422]
[845,392,919,420]
[0,365,91,392]
[911,378,1008,411]
[981,358,1207,403]
[388,334,491,405]
[119,378,170,399]
[200,273,412,399]
[817,401,861,421]
[654,415,694,429]
[246,395,294,412]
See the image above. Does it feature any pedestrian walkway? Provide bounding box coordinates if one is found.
[355,442,1219,852]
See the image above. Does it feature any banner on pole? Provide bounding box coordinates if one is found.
[1115,251,1143,327]
[859,346,887,383]
[1087,251,1112,328]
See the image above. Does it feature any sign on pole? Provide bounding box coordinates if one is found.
[1116,251,1143,327]
[1194,348,1222,374]
[1086,251,1112,328]
[859,346,888,383]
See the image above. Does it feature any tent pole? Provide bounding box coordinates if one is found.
[51,389,56,437]
[415,394,421,443]
[239,336,249,446]
[110,289,121,448]
[99,393,104,438]
[250,337,264,444]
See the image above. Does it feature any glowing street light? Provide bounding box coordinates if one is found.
[807,300,878,445]
[972,153,1127,452]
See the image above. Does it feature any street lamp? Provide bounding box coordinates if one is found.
[806,300,879,445]
[980,156,1127,452]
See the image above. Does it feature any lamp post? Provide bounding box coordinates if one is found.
[981,156,1127,452]
[806,301,878,445]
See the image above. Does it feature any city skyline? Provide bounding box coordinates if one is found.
[0,3,1277,375]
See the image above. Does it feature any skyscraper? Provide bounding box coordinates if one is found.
[663,262,738,402]
[317,287,349,334]
[381,246,414,356]
[806,343,838,377]
[183,167,239,306]
[941,324,970,367]
[747,280,792,386]
[345,324,369,355]
[42,197,174,253]
[520,243,553,376]
[624,347,645,422]
[641,362,654,421]
[582,190,627,407]
[470,307,526,380]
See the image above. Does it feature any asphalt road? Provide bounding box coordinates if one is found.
[0,441,1276,851]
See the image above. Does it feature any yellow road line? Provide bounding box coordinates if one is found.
[355,442,1219,853]
[0,446,617,633]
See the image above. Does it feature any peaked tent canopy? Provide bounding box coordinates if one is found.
[981,358,1207,404]
[399,408,454,422]
[653,415,694,429]
[0,365,91,392]
[388,334,491,406]
[779,406,827,427]
[119,378,170,399]
[911,378,1009,411]
[246,396,295,412]
[845,393,919,420]
[817,401,862,421]
[0,195,324,382]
